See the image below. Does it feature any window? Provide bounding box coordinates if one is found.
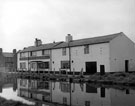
[30,51,36,56]
[20,52,26,58]
[61,61,70,69]
[20,79,27,87]
[85,101,90,106]
[30,62,37,69]
[5,62,13,67]
[20,62,26,69]
[61,83,70,92]
[5,57,13,62]
[38,62,49,69]
[63,97,67,105]
[38,81,49,90]
[84,45,89,54]
[42,50,50,55]
[62,48,66,56]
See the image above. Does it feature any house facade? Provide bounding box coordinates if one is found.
[17,38,62,72]
[0,48,17,72]
[17,32,135,74]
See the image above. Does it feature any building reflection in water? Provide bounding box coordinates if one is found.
[0,74,35,105]
[17,78,135,106]
[0,74,17,93]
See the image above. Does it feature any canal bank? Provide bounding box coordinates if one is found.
[0,97,33,106]
[17,72,135,87]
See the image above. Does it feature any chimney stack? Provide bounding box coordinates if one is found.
[13,49,16,54]
[66,34,73,43]
[35,38,42,46]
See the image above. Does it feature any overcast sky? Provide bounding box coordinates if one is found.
[0,0,135,52]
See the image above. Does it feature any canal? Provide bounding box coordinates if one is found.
[0,73,135,106]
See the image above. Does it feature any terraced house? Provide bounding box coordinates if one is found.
[17,32,135,74]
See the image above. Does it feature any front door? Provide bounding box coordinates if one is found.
[100,65,105,75]
[125,60,129,72]
[86,62,97,74]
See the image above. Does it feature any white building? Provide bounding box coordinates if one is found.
[17,32,135,74]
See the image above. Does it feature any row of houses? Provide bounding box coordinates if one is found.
[17,32,135,74]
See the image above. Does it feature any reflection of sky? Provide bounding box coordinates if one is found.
[0,87,35,105]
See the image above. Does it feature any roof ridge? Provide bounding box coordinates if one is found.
[71,32,121,42]
[20,32,122,52]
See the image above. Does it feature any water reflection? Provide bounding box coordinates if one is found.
[17,78,135,106]
[0,73,35,105]
[0,74,135,106]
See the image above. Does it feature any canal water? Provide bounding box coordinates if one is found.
[0,73,135,106]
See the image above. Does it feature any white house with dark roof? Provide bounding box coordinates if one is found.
[51,32,135,74]
[17,32,135,74]
[17,38,62,72]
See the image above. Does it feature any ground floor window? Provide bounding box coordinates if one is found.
[20,62,26,69]
[30,62,37,69]
[61,61,70,69]
[38,62,49,69]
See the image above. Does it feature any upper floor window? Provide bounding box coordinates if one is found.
[30,51,37,57]
[84,45,89,54]
[42,50,50,55]
[5,57,13,62]
[20,52,26,58]
[62,48,66,56]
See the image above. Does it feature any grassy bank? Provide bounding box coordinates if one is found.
[18,72,135,86]
[0,97,33,106]
[87,72,135,86]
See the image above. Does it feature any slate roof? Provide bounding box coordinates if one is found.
[20,42,63,52]
[3,53,14,57]
[53,32,122,49]
[20,32,122,52]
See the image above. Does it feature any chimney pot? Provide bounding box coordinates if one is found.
[13,49,16,54]
[66,34,73,42]
[35,38,42,46]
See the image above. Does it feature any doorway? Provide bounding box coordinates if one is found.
[100,65,105,75]
[125,60,129,72]
[85,62,97,74]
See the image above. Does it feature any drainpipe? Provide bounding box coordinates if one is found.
[50,49,52,72]
[68,42,71,74]
[28,52,29,71]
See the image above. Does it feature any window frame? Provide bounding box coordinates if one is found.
[84,45,89,54]
[62,48,66,56]
[30,51,37,57]
[61,61,70,69]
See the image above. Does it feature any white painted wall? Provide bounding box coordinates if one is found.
[17,52,28,71]
[17,50,51,71]
[110,33,135,72]
[71,43,110,72]
[17,53,20,70]
[52,43,110,73]
[52,48,69,71]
